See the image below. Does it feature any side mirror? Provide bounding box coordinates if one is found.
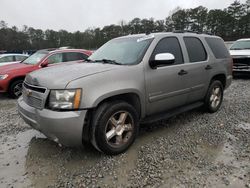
[40,59,48,67]
[149,53,175,69]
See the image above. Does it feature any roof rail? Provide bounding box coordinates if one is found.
[173,30,199,34]
[173,30,214,35]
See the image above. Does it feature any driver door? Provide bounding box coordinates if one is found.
[145,37,190,115]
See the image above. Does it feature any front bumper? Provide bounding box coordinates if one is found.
[18,96,87,147]
[0,79,9,93]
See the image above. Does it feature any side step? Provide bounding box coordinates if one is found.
[141,102,204,124]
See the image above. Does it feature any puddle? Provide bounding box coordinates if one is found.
[0,129,42,188]
[0,121,176,187]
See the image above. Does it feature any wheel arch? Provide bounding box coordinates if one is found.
[82,92,143,144]
[210,74,226,89]
[8,76,25,91]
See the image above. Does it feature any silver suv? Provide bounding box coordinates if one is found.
[18,32,232,155]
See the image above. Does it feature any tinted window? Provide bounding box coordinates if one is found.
[206,38,230,59]
[48,53,63,64]
[64,52,88,62]
[184,37,207,62]
[151,37,183,64]
[15,55,27,61]
[0,56,14,63]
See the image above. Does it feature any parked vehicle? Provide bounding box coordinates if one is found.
[18,32,232,155]
[0,48,92,98]
[229,38,250,75]
[0,54,29,66]
[224,41,234,49]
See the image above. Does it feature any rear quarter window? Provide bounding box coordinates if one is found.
[184,37,207,63]
[205,38,230,59]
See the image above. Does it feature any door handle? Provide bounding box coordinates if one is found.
[178,69,188,76]
[205,65,212,70]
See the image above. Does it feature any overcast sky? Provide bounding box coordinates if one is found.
[0,0,247,32]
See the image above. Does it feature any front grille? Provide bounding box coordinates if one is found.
[23,82,46,93]
[23,82,47,109]
[233,57,250,70]
[25,95,43,109]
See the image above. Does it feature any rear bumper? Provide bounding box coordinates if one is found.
[225,75,233,89]
[18,96,87,147]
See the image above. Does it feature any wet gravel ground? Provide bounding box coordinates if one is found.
[0,78,250,188]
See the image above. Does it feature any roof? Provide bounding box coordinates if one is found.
[37,48,91,54]
[118,32,220,40]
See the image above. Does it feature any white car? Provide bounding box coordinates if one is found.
[229,39,250,75]
[0,54,29,66]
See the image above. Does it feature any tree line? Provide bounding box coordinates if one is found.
[0,0,249,52]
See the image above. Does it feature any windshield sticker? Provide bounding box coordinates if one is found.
[137,35,155,42]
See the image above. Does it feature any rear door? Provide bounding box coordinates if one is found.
[181,37,210,103]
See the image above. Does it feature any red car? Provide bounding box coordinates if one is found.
[0,48,92,98]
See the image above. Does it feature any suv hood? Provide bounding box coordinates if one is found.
[0,63,32,74]
[230,49,250,57]
[25,63,120,89]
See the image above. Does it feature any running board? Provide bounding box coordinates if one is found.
[141,102,204,124]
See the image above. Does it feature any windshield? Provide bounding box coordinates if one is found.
[230,40,250,50]
[22,51,48,65]
[89,36,153,65]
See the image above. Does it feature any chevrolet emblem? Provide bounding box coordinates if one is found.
[26,89,32,96]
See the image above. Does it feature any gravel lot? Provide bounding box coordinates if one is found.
[0,78,249,188]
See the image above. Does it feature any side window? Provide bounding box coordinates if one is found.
[151,37,184,64]
[15,55,27,61]
[205,38,230,59]
[47,53,63,64]
[184,37,207,62]
[0,56,14,63]
[64,52,88,62]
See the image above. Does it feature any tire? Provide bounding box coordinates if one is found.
[204,80,224,113]
[9,80,23,99]
[91,101,139,155]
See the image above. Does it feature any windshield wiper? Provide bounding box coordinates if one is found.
[85,58,93,62]
[94,59,123,65]
[231,48,244,50]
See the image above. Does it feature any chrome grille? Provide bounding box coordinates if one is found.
[23,82,47,109]
[24,95,43,109]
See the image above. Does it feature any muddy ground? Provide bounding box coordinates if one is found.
[0,78,249,188]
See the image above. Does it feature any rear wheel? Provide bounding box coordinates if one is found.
[204,80,224,113]
[91,101,139,155]
[9,80,23,98]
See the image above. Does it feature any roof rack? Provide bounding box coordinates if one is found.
[173,30,214,35]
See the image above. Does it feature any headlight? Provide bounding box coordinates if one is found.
[0,74,8,80]
[48,89,82,110]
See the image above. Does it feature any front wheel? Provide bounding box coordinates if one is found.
[204,80,224,113]
[91,101,139,155]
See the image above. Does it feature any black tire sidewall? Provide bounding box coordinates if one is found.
[9,80,23,99]
[92,101,139,155]
[205,80,224,113]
